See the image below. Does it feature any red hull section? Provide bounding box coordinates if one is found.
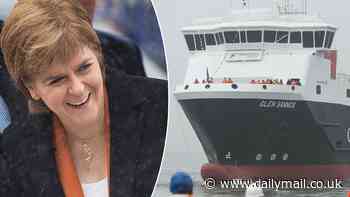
[201,163,350,181]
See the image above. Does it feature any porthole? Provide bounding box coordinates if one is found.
[256,154,262,161]
[270,154,276,160]
[231,84,238,89]
[347,128,350,143]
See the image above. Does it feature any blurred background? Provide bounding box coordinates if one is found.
[0,0,167,79]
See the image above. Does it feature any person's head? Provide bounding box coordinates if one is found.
[0,0,105,128]
[170,171,193,195]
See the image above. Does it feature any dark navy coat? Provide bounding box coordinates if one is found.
[0,68,168,197]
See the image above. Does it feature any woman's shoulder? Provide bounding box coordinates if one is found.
[107,68,167,92]
[106,72,168,196]
[1,113,52,161]
[106,68,168,108]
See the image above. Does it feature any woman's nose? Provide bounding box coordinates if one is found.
[67,76,84,95]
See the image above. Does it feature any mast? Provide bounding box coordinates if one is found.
[274,0,308,15]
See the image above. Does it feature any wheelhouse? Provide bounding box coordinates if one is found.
[183,28,335,51]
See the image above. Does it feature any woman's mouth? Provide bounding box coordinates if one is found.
[66,93,91,108]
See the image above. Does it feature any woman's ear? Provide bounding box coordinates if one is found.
[26,84,41,101]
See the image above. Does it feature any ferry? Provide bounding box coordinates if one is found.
[174,0,350,181]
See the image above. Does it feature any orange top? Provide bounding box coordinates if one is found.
[53,89,110,197]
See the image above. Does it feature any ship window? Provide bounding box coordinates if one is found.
[303,31,314,48]
[315,31,325,48]
[277,31,288,43]
[215,32,224,44]
[195,34,206,50]
[324,31,335,48]
[347,89,350,98]
[264,30,276,43]
[224,31,240,43]
[200,34,206,50]
[290,31,301,43]
[247,31,262,43]
[184,34,195,51]
[316,85,321,95]
[240,31,247,43]
[205,33,216,46]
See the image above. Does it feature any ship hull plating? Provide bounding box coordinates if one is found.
[179,98,350,179]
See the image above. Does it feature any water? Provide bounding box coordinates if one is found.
[153,182,350,197]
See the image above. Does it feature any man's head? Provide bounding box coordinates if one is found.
[170,171,193,194]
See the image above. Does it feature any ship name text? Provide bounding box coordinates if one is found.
[259,100,296,109]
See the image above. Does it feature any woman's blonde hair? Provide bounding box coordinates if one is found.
[0,0,104,111]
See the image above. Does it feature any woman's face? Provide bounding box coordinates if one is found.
[28,47,104,129]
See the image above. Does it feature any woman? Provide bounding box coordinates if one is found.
[0,0,167,196]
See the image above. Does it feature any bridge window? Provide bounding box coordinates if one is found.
[215,32,224,45]
[184,34,195,51]
[224,31,240,43]
[347,89,350,98]
[277,31,288,43]
[205,33,216,46]
[290,31,301,43]
[303,31,314,48]
[324,31,335,48]
[315,31,325,48]
[247,31,262,43]
[195,34,206,50]
[316,85,321,95]
[264,31,276,43]
[240,31,246,43]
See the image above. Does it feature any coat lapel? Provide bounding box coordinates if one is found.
[17,114,65,196]
[106,70,148,197]
[19,70,148,197]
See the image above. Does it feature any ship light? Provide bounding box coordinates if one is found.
[283,153,289,161]
[231,84,238,89]
[256,154,262,161]
[270,154,276,160]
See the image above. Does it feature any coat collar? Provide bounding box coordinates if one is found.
[105,69,149,196]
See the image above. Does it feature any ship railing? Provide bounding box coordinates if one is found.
[182,81,302,94]
[192,78,302,86]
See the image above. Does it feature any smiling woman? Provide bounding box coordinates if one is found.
[28,47,105,139]
[0,0,168,197]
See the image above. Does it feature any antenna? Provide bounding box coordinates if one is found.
[206,68,210,81]
[241,0,249,9]
[275,0,308,15]
[304,0,308,15]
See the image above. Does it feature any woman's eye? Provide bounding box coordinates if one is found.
[78,63,92,72]
[49,77,64,85]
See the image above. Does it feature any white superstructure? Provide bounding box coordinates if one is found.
[175,0,350,108]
